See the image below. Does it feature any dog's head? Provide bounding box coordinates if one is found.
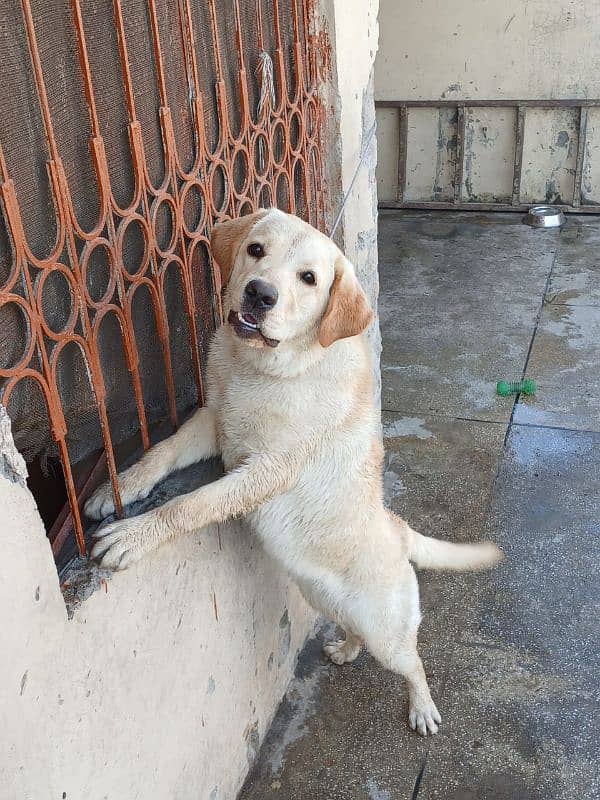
[210,209,373,352]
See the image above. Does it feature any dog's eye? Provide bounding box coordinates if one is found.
[300,271,316,286]
[247,242,265,259]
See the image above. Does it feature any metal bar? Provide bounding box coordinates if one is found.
[144,0,206,407]
[207,0,224,83]
[70,0,151,452]
[49,451,107,556]
[177,0,206,172]
[19,0,126,533]
[110,2,180,431]
[111,0,138,123]
[512,105,526,206]
[272,0,283,51]
[56,166,125,524]
[290,0,305,105]
[145,0,169,109]
[0,173,87,554]
[231,0,251,146]
[255,0,265,51]
[19,0,61,162]
[380,201,534,211]
[376,98,600,215]
[300,0,311,87]
[396,105,408,204]
[303,0,318,92]
[69,0,101,139]
[376,99,600,109]
[272,0,288,118]
[378,200,600,213]
[573,107,588,208]
[454,106,466,204]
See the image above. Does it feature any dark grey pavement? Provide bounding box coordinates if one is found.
[239,212,600,800]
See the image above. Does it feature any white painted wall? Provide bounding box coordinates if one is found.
[376,0,600,101]
[0,2,381,797]
[0,464,314,800]
[375,0,600,204]
[327,0,381,395]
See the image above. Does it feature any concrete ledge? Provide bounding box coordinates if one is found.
[0,455,314,799]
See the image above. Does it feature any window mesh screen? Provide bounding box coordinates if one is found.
[0,0,326,559]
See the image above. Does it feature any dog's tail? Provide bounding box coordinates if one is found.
[389,513,503,571]
[407,526,503,571]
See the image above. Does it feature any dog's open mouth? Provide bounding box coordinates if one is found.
[228,309,279,348]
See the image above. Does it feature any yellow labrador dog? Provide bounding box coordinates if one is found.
[87,209,502,736]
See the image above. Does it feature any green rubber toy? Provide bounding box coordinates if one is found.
[496,379,536,397]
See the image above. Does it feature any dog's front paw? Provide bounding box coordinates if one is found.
[90,514,157,571]
[85,481,116,520]
[408,699,441,736]
[85,473,153,521]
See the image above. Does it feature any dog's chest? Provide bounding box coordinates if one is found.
[217,374,308,467]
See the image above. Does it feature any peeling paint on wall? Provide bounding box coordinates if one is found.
[278,609,292,667]
[522,108,579,204]
[581,107,600,205]
[365,777,392,800]
[383,416,434,440]
[244,721,261,767]
[463,108,515,202]
[433,108,457,200]
[0,405,27,487]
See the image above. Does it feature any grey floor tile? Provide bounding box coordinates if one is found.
[382,412,505,543]
[418,424,600,800]
[515,302,600,432]
[383,411,508,680]
[379,212,557,421]
[239,623,429,800]
[547,219,600,307]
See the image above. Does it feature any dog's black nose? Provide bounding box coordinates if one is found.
[244,279,278,309]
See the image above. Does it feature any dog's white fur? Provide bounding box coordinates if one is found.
[87,209,502,736]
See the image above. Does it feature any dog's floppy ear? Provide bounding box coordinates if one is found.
[210,209,269,288]
[318,255,373,348]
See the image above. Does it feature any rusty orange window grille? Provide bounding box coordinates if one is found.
[0,0,326,567]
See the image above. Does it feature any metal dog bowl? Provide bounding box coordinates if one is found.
[524,205,566,228]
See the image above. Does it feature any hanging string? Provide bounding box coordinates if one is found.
[253,50,376,238]
[256,50,275,174]
[330,118,377,238]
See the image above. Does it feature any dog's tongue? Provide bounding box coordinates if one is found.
[243,313,258,326]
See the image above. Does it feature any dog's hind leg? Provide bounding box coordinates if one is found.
[371,634,441,736]
[323,630,363,665]
[295,578,363,665]
[361,565,441,736]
